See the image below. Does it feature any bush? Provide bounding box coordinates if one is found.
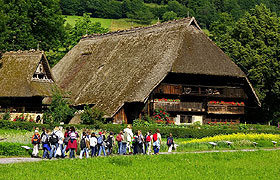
[0,120,52,131]
[0,142,32,156]
[162,11,177,22]
[81,105,105,125]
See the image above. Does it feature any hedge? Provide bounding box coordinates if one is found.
[1,120,280,139]
[0,142,32,156]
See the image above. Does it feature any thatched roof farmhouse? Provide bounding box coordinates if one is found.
[53,17,260,124]
[0,50,54,121]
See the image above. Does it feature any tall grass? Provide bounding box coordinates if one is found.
[0,151,279,179]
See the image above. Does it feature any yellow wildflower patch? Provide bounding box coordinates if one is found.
[183,133,280,144]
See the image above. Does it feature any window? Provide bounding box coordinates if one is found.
[180,115,192,124]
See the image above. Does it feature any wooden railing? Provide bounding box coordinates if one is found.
[153,102,204,112]
[207,105,244,114]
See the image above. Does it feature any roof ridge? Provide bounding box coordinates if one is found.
[81,17,193,40]
[4,50,44,56]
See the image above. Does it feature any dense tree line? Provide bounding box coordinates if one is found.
[210,4,280,124]
[0,0,108,66]
[60,0,280,28]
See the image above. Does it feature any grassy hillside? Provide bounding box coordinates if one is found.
[64,15,158,32]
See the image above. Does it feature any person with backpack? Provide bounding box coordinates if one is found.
[97,132,106,156]
[167,133,174,152]
[80,132,89,159]
[31,130,41,158]
[67,127,79,158]
[144,131,152,155]
[89,132,98,157]
[41,129,51,159]
[116,131,123,154]
[62,127,70,158]
[49,127,60,159]
[153,129,162,155]
[106,132,115,155]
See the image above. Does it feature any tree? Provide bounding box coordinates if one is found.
[64,13,108,51]
[162,11,177,22]
[210,4,280,124]
[43,87,75,125]
[81,105,105,125]
[0,0,66,52]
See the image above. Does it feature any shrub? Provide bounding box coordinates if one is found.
[43,87,76,124]
[81,105,105,125]
[0,142,32,156]
[2,111,10,120]
[162,11,177,22]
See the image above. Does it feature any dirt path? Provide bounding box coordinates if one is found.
[1,148,280,164]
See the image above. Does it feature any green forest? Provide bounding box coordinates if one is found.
[0,0,280,124]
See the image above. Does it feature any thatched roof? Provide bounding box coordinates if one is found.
[0,50,54,97]
[53,17,260,117]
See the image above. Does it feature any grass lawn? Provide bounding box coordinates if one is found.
[64,15,158,32]
[1,150,279,179]
[64,15,112,29]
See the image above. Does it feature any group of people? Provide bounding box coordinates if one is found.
[31,125,175,159]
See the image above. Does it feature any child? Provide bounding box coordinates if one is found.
[167,133,174,152]
[31,130,41,158]
[41,129,51,159]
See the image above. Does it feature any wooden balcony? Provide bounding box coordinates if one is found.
[153,101,204,112]
[207,104,244,114]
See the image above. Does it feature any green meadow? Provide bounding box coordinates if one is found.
[1,151,280,180]
[64,15,158,31]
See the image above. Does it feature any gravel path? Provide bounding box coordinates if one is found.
[0,157,43,164]
[1,148,280,164]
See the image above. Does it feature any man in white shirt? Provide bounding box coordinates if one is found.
[123,124,133,154]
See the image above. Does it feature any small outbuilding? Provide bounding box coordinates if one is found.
[0,50,54,121]
[53,17,260,124]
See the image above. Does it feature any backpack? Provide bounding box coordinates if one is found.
[41,134,48,144]
[97,135,103,145]
[153,133,157,142]
[80,137,86,149]
[70,132,77,140]
[106,136,113,147]
[146,135,151,142]
[123,131,128,142]
[134,136,139,144]
[32,134,40,144]
[50,132,58,144]
[116,134,122,142]
[63,136,70,144]
[167,137,173,146]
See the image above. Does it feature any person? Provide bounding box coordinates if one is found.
[106,132,114,155]
[133,130,144,154]
[89,132,98,157]
[41,129,51,159]
[167,133,174,152]
[153,129,162,155]
[56,126,64,158]
[62,127,70,158]
[31,129,40,158]
[144,131,152,155]
[67,127,79,158]
[123,125,133,154]
[49,127,59,159]
[97,132,106,156]
[116,131,123,154]
[80,132,89,159]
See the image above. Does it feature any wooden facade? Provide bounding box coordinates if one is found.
[112,73,253,124]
